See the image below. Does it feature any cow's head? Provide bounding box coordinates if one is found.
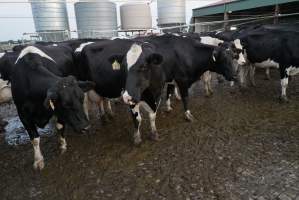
[211,45,237,82]
[232,39,246,66]
[44,76,94,132]
[122,43,163,105]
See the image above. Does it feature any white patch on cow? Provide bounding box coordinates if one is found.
[126,43,142,70]
[166,98,172,111]
[200,36,223,46]
[56,123,63,130]
[233,39,246,65]
[0,52,5,59]
[149,112,157,133]
[122,90,133,105]
[286,66,299,76]
[132,104,142,144]
[32,137,44,170]
[172,33,180,36]
[75,42,94,53]
[52,44,58,47]
[83,93,89,120]
[15,46,56,64]
[0,79,12,104]
[234,39,242,50]
[212,55,216,62]
[254,59,279,68]
[58,135,67,151]
[281,78,288,97]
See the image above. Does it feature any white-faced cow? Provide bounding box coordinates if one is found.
[123,34,235,142]
[12,46,94,170]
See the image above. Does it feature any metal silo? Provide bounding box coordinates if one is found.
[120,3,152,30]
[157,0,186,32]
[75,0,117,39]
[30,0,70,42]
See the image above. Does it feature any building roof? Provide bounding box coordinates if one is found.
[193,0,299,17]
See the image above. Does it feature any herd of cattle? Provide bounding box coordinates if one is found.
[0,24,298,170]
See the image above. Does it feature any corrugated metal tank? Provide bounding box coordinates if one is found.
[120,3,152,30]
[75,0,117,38]
[30,0,70,41]
[157,0,186,26]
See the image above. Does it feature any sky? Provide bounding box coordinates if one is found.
[0,0,217,41]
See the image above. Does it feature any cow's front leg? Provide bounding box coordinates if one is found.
[130,104,142,145]
[56,122,67,154]
[265,68,271,80]
[165,84,174,112]
[280,67,289,103]
[148,112,159,141]
[202,71,212,97]
[249,64,256,87]
[177,81,194,122]
[106,100,114,118]
[83,93,89,120]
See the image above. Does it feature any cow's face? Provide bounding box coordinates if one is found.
[123,43,163,105]
[232,39,246,66]
[44,76,94,132]
[212,46,237,81]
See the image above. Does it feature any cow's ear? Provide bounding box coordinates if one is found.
[108,54,125,64]
[43,91,58,111]
[78,81,95,92]
[146,53,163,65]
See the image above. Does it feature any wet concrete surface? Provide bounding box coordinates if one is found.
[0,69,299,200]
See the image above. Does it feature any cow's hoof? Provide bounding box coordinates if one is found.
[100,115,109,125]
[149,131,160,141]
[165,107,173,112]
[279,96,289,103]
[107,113,114,120]
[134,136,142,146]
[185,111,195,122]
[175,96,182,101]
[205,92,213,98]
[33,159,44,170]
[60,147,67,154]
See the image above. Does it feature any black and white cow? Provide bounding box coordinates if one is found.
[124,34,237,138]
[12,46,94,170]
[235,28,299,101]
[73,39,131,121]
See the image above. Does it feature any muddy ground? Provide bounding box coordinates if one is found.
[0,70,299,200]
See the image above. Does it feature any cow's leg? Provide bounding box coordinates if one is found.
[83,93,89,120]
[279,67,289,102]
[202,71,213,97]
[106,99,114,119]
[265,68,271,80]
[165,84,174,112]
[148,112,159,141]
[238,65,249,88]
[130,104,142,145]
[177,81,194,122]
[56,121,67,154]
[174,86,181,100]
[18,114,44,170]
[249,64,256,87]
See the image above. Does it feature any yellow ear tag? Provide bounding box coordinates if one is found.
[112,60,120,70]
[49,100,55,110]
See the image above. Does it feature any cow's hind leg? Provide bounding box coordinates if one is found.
[177,81,194,122]
[249,65,256,87]
[265,68,271,80]
[130,104,142,145]
[20,116,44,170]
[105,99,114,119]
[56,121,67,154]
[165,84,174,112]
[279,66,290,103]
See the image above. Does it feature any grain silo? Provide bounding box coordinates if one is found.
[30,0,70,42]
[157,0,186,32]
[75,0,117,38]
[120,3,152,30]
